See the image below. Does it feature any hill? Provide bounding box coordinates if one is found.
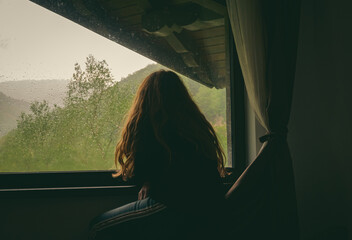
[0,79,69,137]
[0,79,69,107]
[0,92,30,137]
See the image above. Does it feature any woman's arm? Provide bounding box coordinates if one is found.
[138,182,151,200]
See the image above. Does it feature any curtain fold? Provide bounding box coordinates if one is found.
[226,0,301,239]
[227,0,269,129]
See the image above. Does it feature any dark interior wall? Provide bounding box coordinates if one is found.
[288,0,352,239]
[0,191,137,240]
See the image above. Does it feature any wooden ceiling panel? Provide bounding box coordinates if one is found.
[189,26,225,40]
[201,44,225,55]
[199,36,225,47]
[207,52,225,62]
[212,60,226,69]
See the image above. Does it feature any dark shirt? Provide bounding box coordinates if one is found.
[133,126,227,232]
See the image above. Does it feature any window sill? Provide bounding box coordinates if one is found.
[0,168,237,197]
[0,184,138,198]
[0,170,139,197]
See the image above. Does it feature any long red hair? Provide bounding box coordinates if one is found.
[114,70,226,179]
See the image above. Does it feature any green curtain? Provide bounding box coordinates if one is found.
[226,0,301,239]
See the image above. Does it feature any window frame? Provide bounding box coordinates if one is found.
[0,23,246,194]
[0,171,138,197]
[228,24,247,179]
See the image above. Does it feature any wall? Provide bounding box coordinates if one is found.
[288,0,352,239]
[0,190,137,240]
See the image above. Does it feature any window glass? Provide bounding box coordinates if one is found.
[0,0,229,172]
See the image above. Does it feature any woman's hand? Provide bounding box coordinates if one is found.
[138,182,150,200]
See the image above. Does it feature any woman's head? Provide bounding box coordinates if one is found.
[115,70,226,179]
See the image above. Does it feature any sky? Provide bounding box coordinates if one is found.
[0,0,154,82]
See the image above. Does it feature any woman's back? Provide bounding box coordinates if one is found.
[114,70,228,233]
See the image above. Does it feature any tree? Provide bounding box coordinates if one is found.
[65,55,117,161]
[66,55,114,104]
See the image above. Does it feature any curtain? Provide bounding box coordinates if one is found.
[225,0,301,239]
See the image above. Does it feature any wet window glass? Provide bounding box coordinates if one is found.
[0,0,230,172]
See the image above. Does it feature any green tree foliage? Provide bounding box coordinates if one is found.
[0,58,227,172]
[66,55,113,104]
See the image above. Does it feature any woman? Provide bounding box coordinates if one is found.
[90,70,228,239]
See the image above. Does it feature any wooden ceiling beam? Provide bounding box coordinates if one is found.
[165,32,214,85]
[175,31,224,87]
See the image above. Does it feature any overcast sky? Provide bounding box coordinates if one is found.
[0,0,154,82]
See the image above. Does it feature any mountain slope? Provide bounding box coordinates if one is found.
[0,79,69,107]
[0,92,30,137]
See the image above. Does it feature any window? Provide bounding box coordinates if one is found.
[0,0,231,174]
